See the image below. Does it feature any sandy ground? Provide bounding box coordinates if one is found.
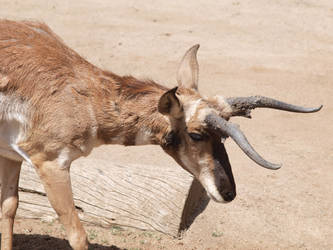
[1,0,332,249]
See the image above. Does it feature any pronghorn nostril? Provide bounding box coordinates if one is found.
[223,191,236,202]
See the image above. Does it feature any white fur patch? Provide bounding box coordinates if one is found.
[213,95,233,114]
[197,107,216,122]
[185,99,201,123]
[199,169,225,203]
[177,141,227,203]
[57,147,82,169]
[0,74,10,88]
[57,148,71,169]
[0,93,33,164]
[10,143,34,166]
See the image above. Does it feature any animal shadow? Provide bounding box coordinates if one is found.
[0,233,121,250]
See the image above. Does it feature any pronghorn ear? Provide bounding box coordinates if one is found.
[158,87,183,119]
[177,44,200,91]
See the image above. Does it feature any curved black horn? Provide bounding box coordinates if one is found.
[226,96,322,118]
[205,113,281,170]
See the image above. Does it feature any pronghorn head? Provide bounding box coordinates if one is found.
[158,44,322,203]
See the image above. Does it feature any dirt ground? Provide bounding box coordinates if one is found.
[1,0,332,249]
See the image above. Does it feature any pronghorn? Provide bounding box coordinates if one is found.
[0,19,322,250]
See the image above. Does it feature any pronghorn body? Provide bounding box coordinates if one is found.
[0,20,321,250]
[0,20,170,166]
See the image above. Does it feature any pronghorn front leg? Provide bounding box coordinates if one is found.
[35,159,88,250]
[0,157,22,250]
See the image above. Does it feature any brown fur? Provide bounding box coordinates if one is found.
[0,20,170,157]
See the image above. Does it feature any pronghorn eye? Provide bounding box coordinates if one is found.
[188,132,203,141]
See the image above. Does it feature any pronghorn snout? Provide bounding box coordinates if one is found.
[199,168,236,203]
[211,141,236,203]
[222,191,236,202]
[215,172,236,202]
[217,178,236,202]
[197,141,236,203]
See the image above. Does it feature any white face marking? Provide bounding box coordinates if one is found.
[197,107,216,123]
[0,93,32,162]
[135,128,152,145]
[213,95,233,114]
[178,137,225,202]
[199,169,225,203]
[185,99,201,123]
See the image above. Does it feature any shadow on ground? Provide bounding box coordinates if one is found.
[0,234,121,250]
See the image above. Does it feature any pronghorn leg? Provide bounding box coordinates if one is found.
[0,157,22,250]
[35,160,88,250]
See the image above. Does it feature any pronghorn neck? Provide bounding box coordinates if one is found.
[95,72,170,146]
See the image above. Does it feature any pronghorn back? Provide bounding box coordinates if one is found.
[0,20,93,99]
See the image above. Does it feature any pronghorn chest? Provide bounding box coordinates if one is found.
[0,92,99,167]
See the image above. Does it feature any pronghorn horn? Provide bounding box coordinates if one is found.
[205,113,281,170]
[226,96,323,118]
